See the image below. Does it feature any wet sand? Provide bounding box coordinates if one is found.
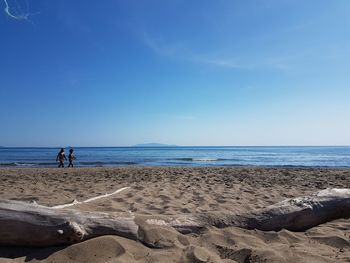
[0,167,349,262]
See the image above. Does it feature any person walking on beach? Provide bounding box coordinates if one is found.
[56,148,67,168]
[68,148,76,168]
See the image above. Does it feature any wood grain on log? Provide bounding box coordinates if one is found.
[0,188,348,247]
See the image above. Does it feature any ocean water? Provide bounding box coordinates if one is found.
[0,146,349,168]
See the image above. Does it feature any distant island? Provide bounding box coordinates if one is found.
[133,143,177,147]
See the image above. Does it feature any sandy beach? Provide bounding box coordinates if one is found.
[0,166,349,262]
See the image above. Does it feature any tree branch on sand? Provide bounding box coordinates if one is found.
[0,188,349,248]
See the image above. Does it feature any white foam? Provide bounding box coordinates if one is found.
[193,158,219,162]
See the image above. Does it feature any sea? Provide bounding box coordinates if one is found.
[0,146,349,168]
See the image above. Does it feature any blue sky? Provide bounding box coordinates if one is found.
[1,0,350,146]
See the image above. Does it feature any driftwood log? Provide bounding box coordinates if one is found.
[0,188,349,247]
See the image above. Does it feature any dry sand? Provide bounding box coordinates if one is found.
[0,167,349,262]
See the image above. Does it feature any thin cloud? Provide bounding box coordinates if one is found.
[142,33,187,57]
[141,33,292,71]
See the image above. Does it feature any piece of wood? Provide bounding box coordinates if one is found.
[0,198,139,246]
[145,188,350,233]
[51,187,130,209]
[0,188,349,247]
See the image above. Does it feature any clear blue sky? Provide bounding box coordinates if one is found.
[1,0,350,146]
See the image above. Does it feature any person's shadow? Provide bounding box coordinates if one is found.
[0,246,67,262]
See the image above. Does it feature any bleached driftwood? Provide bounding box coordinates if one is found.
[51,187,130,209]
[0,188,349,247]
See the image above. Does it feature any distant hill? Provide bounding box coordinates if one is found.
[134,143,177,147]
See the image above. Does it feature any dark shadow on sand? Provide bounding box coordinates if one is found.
[0,245,67,262]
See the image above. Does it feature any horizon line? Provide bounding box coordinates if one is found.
[1,145,350,148]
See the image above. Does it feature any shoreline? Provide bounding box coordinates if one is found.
[1,164,350,169]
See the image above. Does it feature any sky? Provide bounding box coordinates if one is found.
[0,0,350,147]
